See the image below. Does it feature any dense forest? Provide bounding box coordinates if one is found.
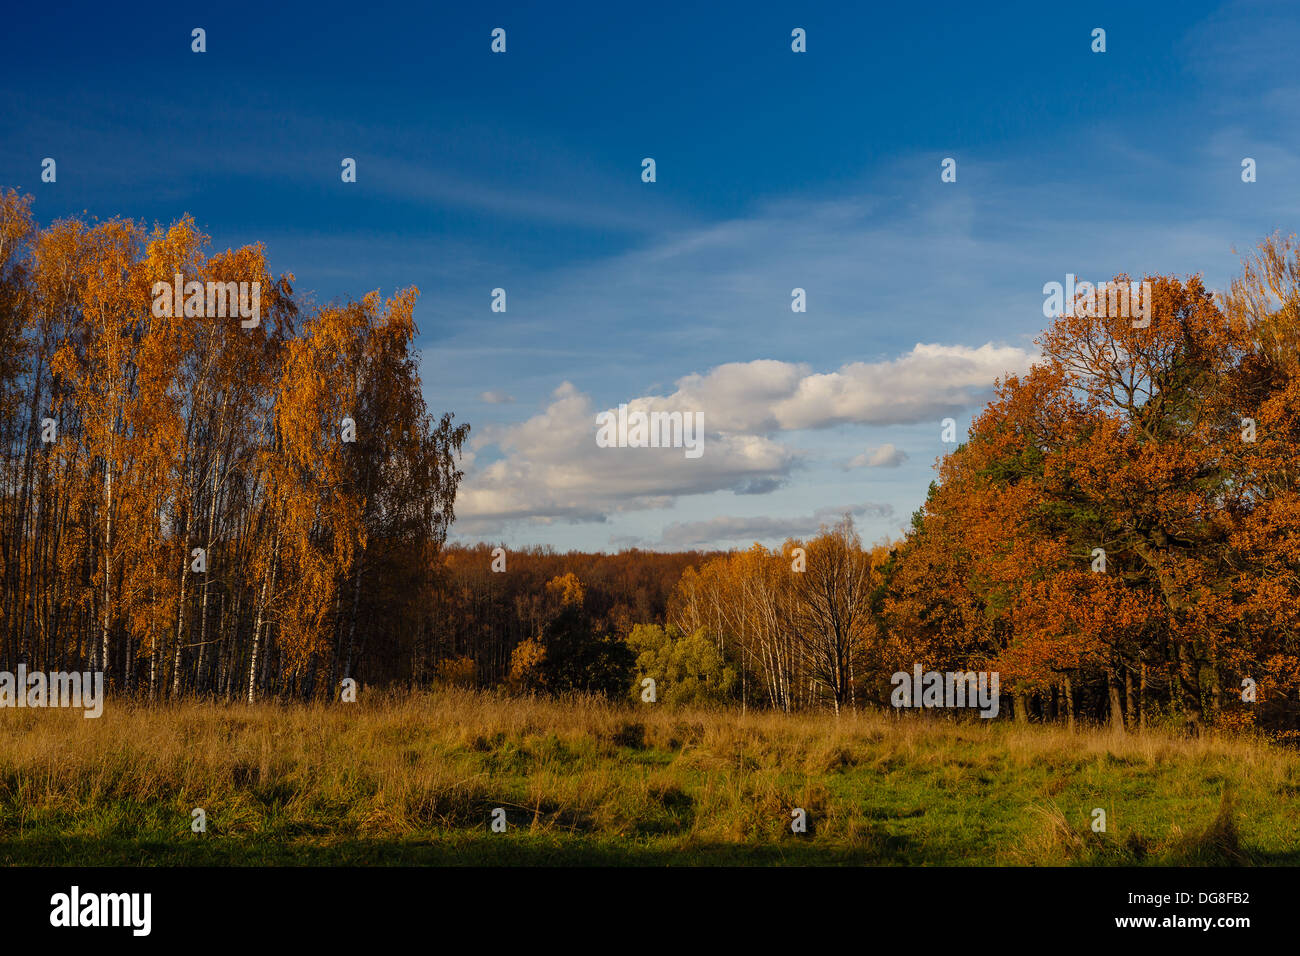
[4,192,1300,733]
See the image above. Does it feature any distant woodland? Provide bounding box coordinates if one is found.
[5,193,1300,734]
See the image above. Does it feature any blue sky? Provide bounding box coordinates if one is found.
[3,0,1298,551]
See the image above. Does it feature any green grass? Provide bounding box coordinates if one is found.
[0,689,1296,865]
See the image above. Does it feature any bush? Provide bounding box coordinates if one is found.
[434,656,478,688]
[628,624,738,706]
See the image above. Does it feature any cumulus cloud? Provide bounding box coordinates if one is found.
[478,390,515,404]
[455,342,1033,535]
[454,382,799,534]
[845,443,908,469]
[649,343,1035,434]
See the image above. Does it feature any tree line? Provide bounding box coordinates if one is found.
[425,544,715,688]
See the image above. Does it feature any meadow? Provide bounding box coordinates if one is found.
[0,690,1294,866]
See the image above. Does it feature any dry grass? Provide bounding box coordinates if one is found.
[0,689,1296,864]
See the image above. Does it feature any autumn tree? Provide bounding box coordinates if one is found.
[0,194,467,702]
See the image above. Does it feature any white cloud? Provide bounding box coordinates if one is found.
[454,383,800,534]
[455,341,1033,535]
[644,343,1035,435]
[846,443,908,469]
[478,390,515,404]
[767,344,1035,430]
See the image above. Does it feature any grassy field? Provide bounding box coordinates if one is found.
[1,689,1295,865]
